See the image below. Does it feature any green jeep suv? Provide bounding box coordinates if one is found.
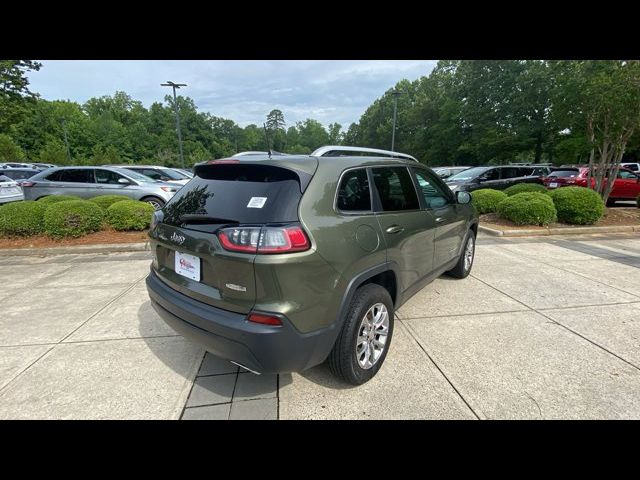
[146,146,478,385]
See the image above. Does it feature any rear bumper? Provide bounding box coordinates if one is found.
[146,269,335,374]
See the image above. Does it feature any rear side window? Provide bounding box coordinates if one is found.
[372,167,419,212]
[95,169,126,184]
[163,164,304,228]
[337,169,371,212]
[46,169,94,183]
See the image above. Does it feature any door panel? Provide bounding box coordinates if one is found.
[413,169,466,269]
[371,166,435,294]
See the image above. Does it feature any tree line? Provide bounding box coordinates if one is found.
[1,60,639,181]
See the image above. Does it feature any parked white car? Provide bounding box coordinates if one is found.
[621,162,640,172]
[0,175,25,204]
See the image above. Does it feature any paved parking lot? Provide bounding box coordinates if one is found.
[1,232,639,419]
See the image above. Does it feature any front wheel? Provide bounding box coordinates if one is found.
[141,196,165,210]
[447,229,476,279]
[328,284,394,385]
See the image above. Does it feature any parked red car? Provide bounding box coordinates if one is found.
[544,166,640,204]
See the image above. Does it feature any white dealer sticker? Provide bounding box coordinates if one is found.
[247,197,267,208]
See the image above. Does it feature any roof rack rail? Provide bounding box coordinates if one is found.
[233,151,288,157]
[311,145,418,163]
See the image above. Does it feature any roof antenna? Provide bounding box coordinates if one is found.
[262,123,272,159]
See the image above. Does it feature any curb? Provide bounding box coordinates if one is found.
[479,224,640,238]
[0,242,150,256]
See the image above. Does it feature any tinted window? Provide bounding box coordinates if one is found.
[337,169,371,212]
[550,170,579,178]
[2,170,36,180]
[95,169,126,184]
[163,164,305,230]
[500,167,522,179]
[447,166,489,182]
[132,168,162,180]
[47,169,93,183]
[479,169,500,181]
[372,167,419,212]
[414,170,450,209]
[624,164,639,171]
[618,170,637,179]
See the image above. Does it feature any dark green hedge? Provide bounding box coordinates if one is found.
[106,200,155,231]
[496,192,557,226]
[37,195,82,205]
[471,189,508,214]
[89,195,132,210]
[549,187,604,225]
[0,201,47,236]
[504,183,549,196]
[43,200,105,238]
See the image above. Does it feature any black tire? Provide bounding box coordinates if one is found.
[606,198,617,207]
[447,229,476,279]
[141,196,165,210]
[328,284,394,385]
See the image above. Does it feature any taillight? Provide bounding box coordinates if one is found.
[217,226,310,254]
[247,312,282,326]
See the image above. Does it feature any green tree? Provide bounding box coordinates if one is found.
[38,139,69,165]
[551,60,640,201]
[0,133,26,160]
[0,60,42,133]
[265,109,286,150]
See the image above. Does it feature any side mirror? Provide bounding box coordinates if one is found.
[456,191,471,204]
[118,177,132,185]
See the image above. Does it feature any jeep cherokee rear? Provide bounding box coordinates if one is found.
[146,146,478,385]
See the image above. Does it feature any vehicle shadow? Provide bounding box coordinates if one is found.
[279,362,358,391]
[136,301,205,381]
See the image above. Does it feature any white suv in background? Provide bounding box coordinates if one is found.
[621,162,640,172]
[0,175,24,204]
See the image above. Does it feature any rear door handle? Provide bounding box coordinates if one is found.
[385,225,404,234]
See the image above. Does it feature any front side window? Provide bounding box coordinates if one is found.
[372,167,419,212]
[413,170,451,209]
[95,169,126,184]
[479,168,500,181]
[337,168,371,212]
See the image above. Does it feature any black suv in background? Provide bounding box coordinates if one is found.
[445,165,541,193]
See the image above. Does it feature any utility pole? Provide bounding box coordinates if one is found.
[390,89,401,152]
[161,81,187,168]
[60,118,72,164]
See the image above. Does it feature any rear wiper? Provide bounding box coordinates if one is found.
[179,214,239,225]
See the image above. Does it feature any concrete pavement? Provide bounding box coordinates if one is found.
[1,233,639,419]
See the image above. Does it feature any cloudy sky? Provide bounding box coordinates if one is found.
[28,60,436,128]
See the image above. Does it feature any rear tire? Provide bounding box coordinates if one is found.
[141,196,165,210]
[328,284,394,385]
[447,229,476,279]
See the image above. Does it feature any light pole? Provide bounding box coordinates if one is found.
[390,89,402,152]
[60,118,72,164]
[161,81,187,168]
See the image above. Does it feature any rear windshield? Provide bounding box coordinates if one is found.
[162,164,304,230]
[550,170,578,178]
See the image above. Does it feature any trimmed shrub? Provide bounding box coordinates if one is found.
[89,195,132,210]
[549,186,604,225]
[504,183,549,196]
[496,192,557,226]
[471,189,508,214]
[37,195,82,205]
[106,200,155,231]
[0,201,47,236]
[44,200,105,238]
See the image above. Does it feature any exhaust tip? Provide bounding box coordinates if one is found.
[231,361,261,375]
